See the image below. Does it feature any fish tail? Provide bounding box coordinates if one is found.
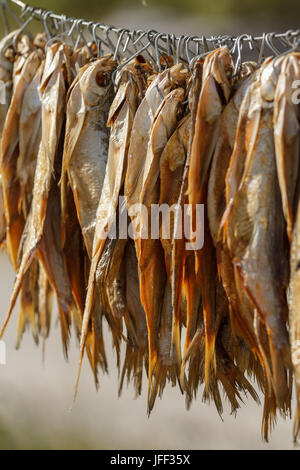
[72,268,96,406]
[85,334,99,389]
[183,255,201,356]
[204,329,217,390]
[293,401,300,444]
[147,349,157,415]
[16,298,39,349]
[1,272,28,339]
[6,216,24,271]
[268,338,290,409]
[58,306,71,359]
[148,359,163,415]
[72,342,85,410]
[171,318,182,366]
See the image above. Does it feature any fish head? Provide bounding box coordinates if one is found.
[206,46,233,104]
[79,55,117,108]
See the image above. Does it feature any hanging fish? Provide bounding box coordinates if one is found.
[273,53,300,243]
[171,60,203,375]
[119,240,148,397]
[187,47,233,388]
[0,30,18,134]
[1,49,43,269]
[137,85,187,411]
[222,57,291,410]
[277,53,300,442]
[0,43,73,349]
[16,59,44,218]
[62,54,117,258]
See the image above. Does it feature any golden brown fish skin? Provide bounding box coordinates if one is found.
[159,114,191,279]
[207,71,265,384]
[94,56,152,267]
[186,48,233,389]
[218,74,264,356]
[134,86,187,408]
[280,55,300,441]
[188,47,232,210]
[37,173,74,357]
[69,57,152,393]
[12,35,34,91]
[93,59,152,370]
[16,260,39,349]
[0,174,6,245]
[90,58,151,356]
[125,64,187,211]
[273,53,300,243]
[76,62,165,395]
[208,73,256,246]
[120,240,148,397]
[1,50,42,270]
[62,55,116,258]
[38,260,53,344]
[0,43,72,340]
[171,60,203,371]
[17,59,45,218]
[288,179,300,442]
[219,66,285,436]
[158,113,200,374]
[70,45,96,76]
[223,59,291,408]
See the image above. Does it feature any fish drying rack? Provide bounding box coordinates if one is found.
[1,0,300,72]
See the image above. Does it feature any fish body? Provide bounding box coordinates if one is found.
[17,59,45,218]
[186,48,233,387]
[273,53,300,243]
[1,43,73,342]
[62,55,116,257]
[223,58,291,407]
[1,50,43,269]
[135,84,186,407]
[0,30,18,134]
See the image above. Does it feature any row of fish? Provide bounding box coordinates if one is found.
[0,28,299,441]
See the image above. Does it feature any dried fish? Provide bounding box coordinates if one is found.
[0,30,17,134]
[62,54,116,257]
[0,43,73,346]
[273,53,300,243]
[1,49,43,269]
[222,58,291,408]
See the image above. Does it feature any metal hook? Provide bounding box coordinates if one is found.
[13,4,35,49]
[113,28,129,61]
[258,32,266,65]
[265,32,280,56]
[189,49,210,71]
[104,24,116,53]
[233,34,249,76]
[42,9,55,40]
[175,35,185,64]
[185,35,198,70]
[154,32,167,72]
[74,19,88,49]
[111,34,152,88]
[0,2,9,34]
[202,35,209,53]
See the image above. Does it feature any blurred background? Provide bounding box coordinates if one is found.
[0,0,299,451]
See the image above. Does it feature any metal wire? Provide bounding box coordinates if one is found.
[5,0,300,66]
